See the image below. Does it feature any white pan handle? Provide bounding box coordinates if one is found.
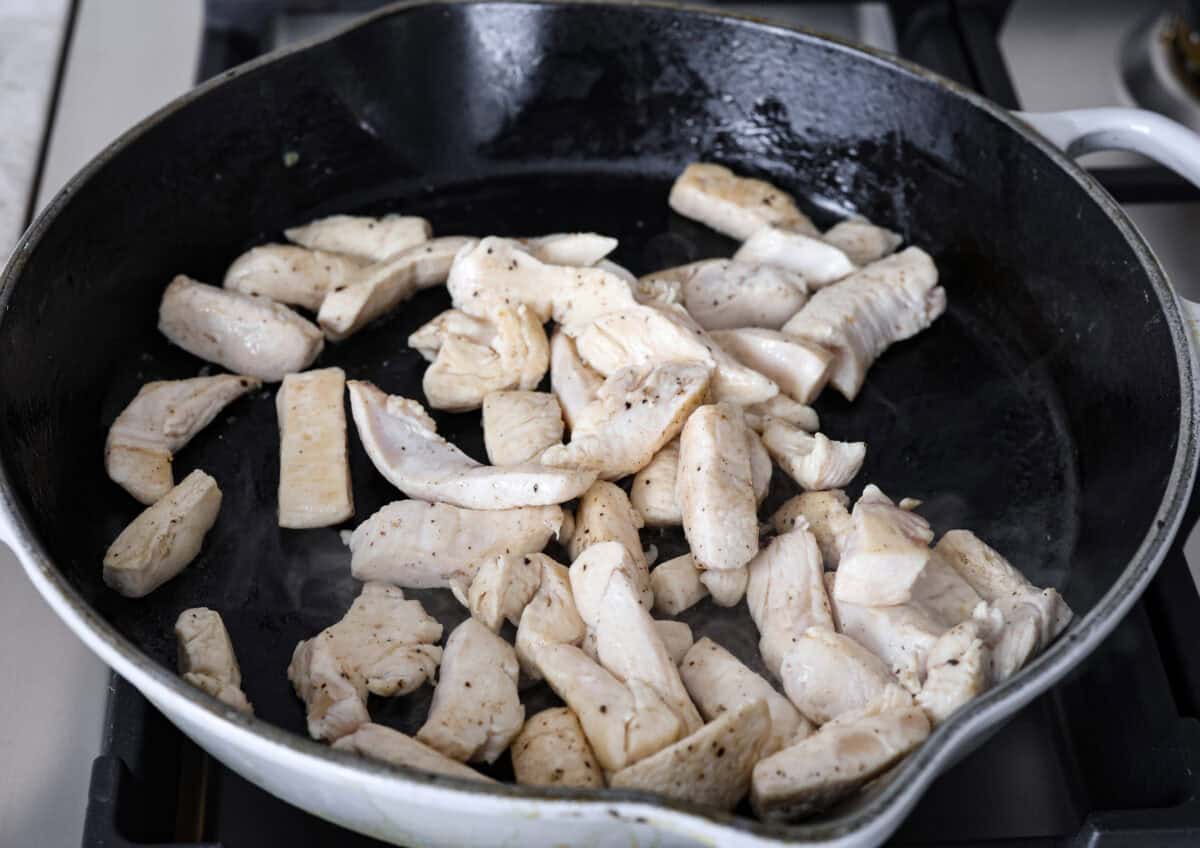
[1018,107,1200,187]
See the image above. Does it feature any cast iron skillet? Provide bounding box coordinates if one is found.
[0,1,1195,844]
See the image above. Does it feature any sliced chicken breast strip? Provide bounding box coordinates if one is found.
[822,219,902,266]
[631,439,683,526]
[511,707,605,789]
[650,553,709,615]
[482,390,564,466]
[770,490,851,568]
[567,481,653,606]
[642,259,809,331]
[668,162,818,240]
[779,627,897,725]
[175,607,252,713]
[333,723,496,783]
[515,558,587,680]
[548,329,604,432]
[761,420,866,492]
[518,232,617,267]
[710,328,833,404]
[464,553,545,632]
[734,227,857,289]
[224,244,364,312]
[284,213,431,262]
[744,394,820,434]
[276,367,353,528]
[655,620,694,666]
[408,309,496,362]
[908,546,986,626]
[917,621,991,725]
[834,485,934,606]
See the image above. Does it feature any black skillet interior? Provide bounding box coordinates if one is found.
[0,0,1183,807]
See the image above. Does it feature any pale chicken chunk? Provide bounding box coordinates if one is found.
[655,620,694,666]
[761,420,866,492]
[333,723,495,783]
[284,213,431,262]
[751,707,930,820]
[680,638,810,757]
[909,547,986,626]
[224,244,363,311]
[158,276,324,382]
[834,485,934,606]
[288,582,442,741]
[408,309,496,362]
[276,367,353,528]
[549,329,604,431]
[917,621,991,725]
[770,490,851,568]
[347,382,594,508]
[734,227,857,289]
[782,247,945,401]
[700,565,750,608]
[650,553,709,616]
[633,276,684,308]
[515,559,587,680]
[779,627,896,725]
[465,553,544,631]
[175,608,252,713]
[746,525,835,677]
[482,391,564,466]
[711,328,833,404]
[668,162,818,240]
[642,259,808,331]
[511,707,605,789]
[744,394,820,434]
[822,219,902,266]
[349,500,562,590]
[105,374,259,505]
[103,470,222,598]
[417,618,524,764]
[631,439,683,526]
[519,232,617,267]
[541,362,710,480]
[567,482,653,606]
[611,699,770,812]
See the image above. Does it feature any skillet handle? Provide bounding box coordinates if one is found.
[1017,108,1200,187]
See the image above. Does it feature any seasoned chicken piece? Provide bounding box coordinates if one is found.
[734,227,857,289]
[779,628,896,725]
[746,525,834,676]
[223,244,364,311]
[909,547,986,626]
[747,429,773,504]
[465,553,545,631]
[347,382,593,508]
[782,247,945,401]
[417,618,524,764]
[175,608,252,713]
[826,682,916,726]
[567,482,653,606]
[511,707,605,789]
[917,621,990,724]
[318,236,478,341]
[680,638,810,757]
[284,213,431,262]
[668,162,818,240]
[596,259,637,283]
[650,554,708,615]
[408,309,496,362]
[482,391,564,466]
[549,329,604,431]
[515,559,587,680]
[771,490,851,569]
[447,237,637,329]
[158,276,324,382]
[822,219,902,266]
[542,362,710,480]
[642,259,809,331]
[572,303,778,405]
[276,367,353,528]
[633,276,684,308]
[421,305,549,412]
[349,500,562,590]
[700,565,750,607]
[538,643,682,771]
[519,232,617,267]
[103,470,222,598]
[834,485,934,606]
[656,620,694,666]
[744,394,820,434]
[711,328,833,404]
[751,707,930,820]
[105,374,258,505]
[631,440,682,526]
[677,404,760,576]
[332,723,496,783]
[762,420,866,492]
[288,582,442,741]
[611,699,770,811]
[569,542,655,631]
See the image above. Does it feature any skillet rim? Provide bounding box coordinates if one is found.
[0,1,1194,844]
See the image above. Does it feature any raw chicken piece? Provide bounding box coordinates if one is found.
[333,723,496,783]
[541,362,710,480]
[677,404,760,575]
[515,559,587,680]
[511,707,605,789]
[650,553,709,615]
[347,382,594,508]
[680,638,810,757]
[642,259,809,331]
[746,525,834,677]
[158,276,324,382]
[655,620,694,666]
[103,470,222,598]
[782,247,945,401]
[105,374,259,505]
[538,643,682,771]
[631,439,683,526]
[917,621,991,724]
[549,329,604,431]
[421,305,549,412]
[482,391,564,466]
[284,213,431,262]
[734,227,857,289]
[465,553,545,631]
[770,490,851,568]
[610,699,770,812]
[751,707,930,820]
[349,500,562,590]
[567,482,653,606]
[417,618,524,764]
[175,608,252,713]
[408,309,496,362]
[710,328,833,404]
[571,303,778,405]
[909,547,986,626]
[744,394,820,434]
[822,219,902,266]
[276,367,353,528]
[761,420,866,492]
[318,236,478,341]
[288,582,442,741]
[224,244,363,311]
[834,485,934,606]
[668,162,818,240]
[779,627,896,725]
[519,232,617,267]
